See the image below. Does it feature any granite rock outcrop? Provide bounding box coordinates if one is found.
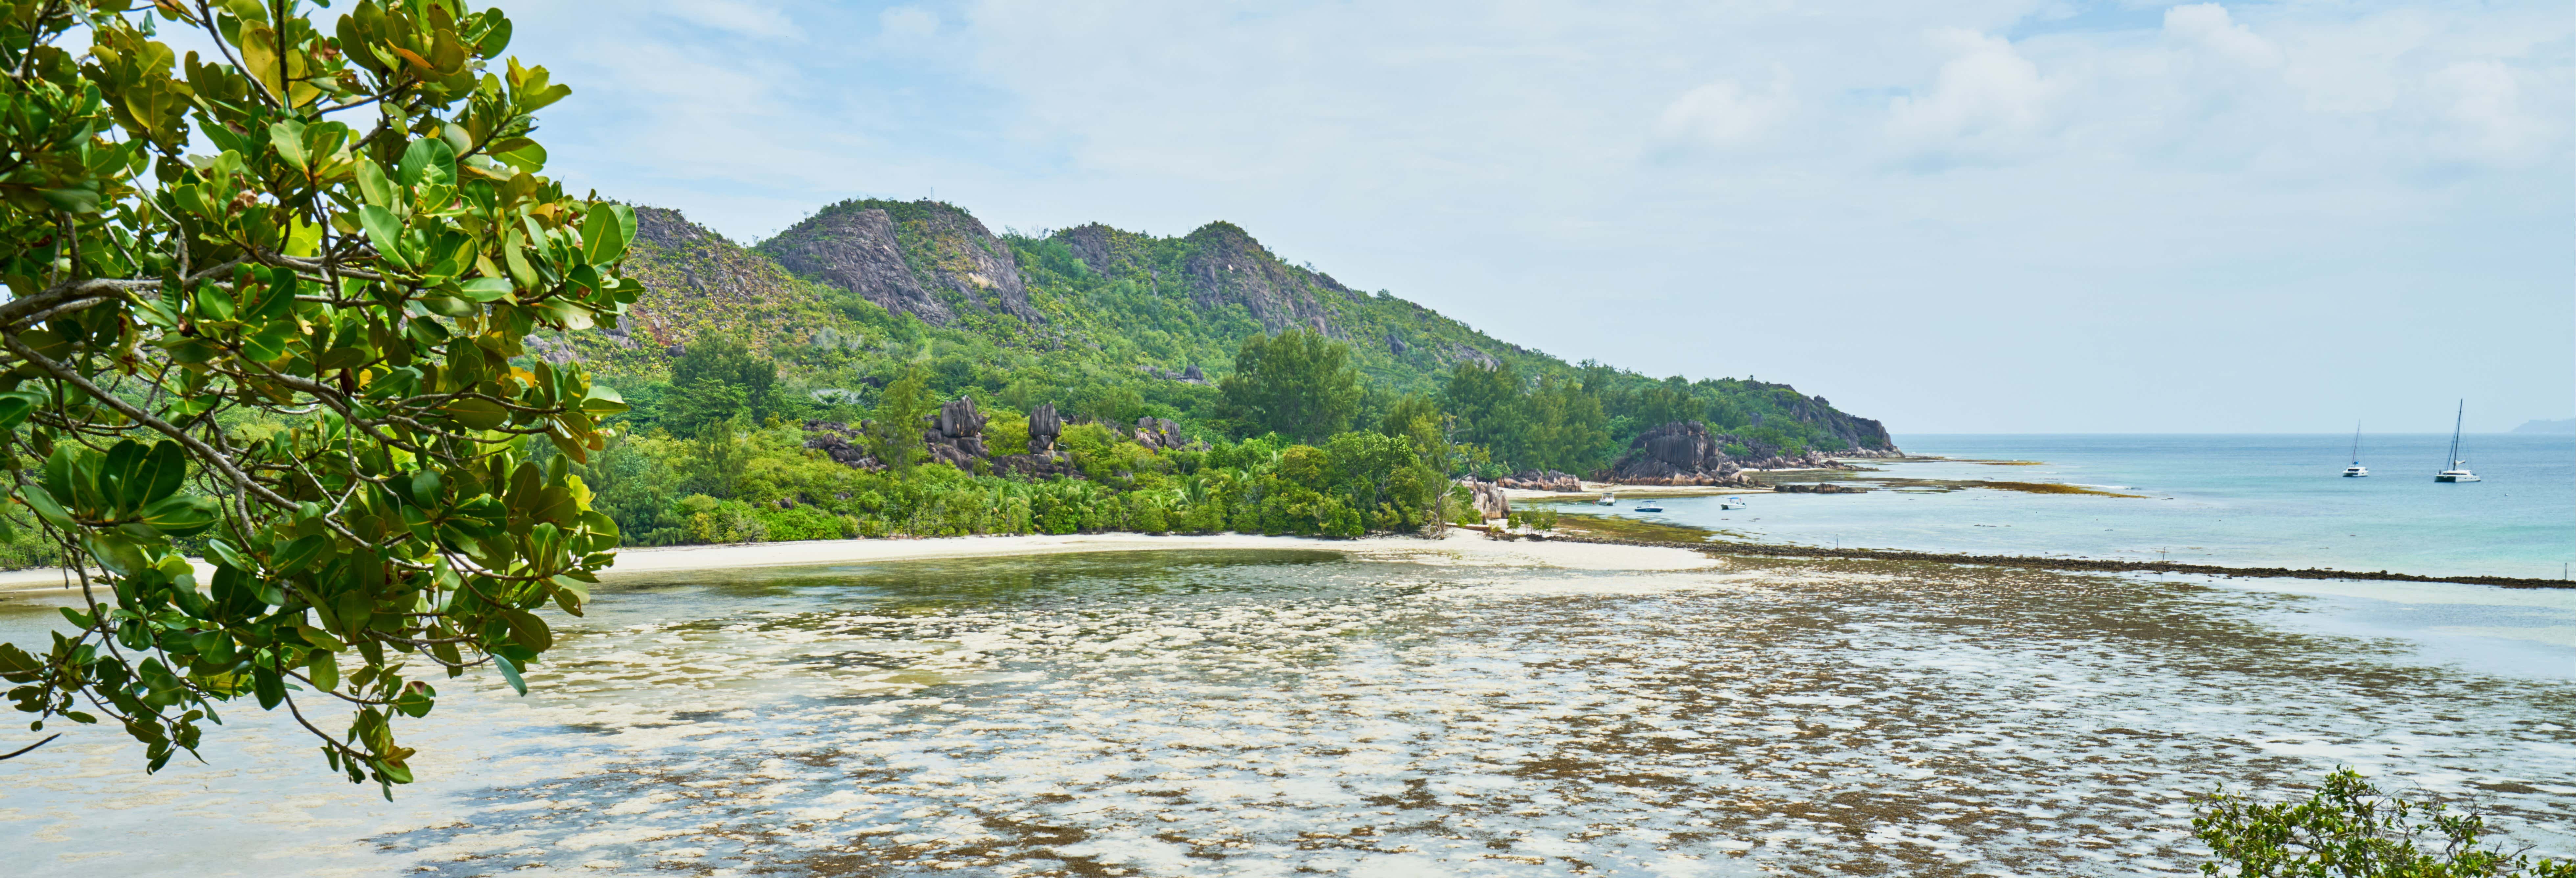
[1495,470,1582,492]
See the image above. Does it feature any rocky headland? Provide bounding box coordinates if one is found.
[1591,421,1901,487]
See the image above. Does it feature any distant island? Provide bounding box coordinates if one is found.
[2511,419,2575,434]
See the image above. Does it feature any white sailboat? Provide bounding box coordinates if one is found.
[2342,422,2367,477]
[2435,400,2480,483]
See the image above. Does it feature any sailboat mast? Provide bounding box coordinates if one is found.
[2449,400,2465,466]
[2351,420,2361,465]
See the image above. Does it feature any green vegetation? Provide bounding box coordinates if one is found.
[1549,511,1726,543]
[0,0,629,793]
[2193,768,2572,877]
[569,420,1453,543]
[1218,329,1361,442]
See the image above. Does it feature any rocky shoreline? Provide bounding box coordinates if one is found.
[1590,421,1900,487]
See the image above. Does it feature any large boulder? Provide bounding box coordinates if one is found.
[921,396,991,467]
[1134,417,1200,451]
[1597,421,1749,486]
[1457,478,1510,520]
[1028,403,1063,455]
[1496,470,1581,492]
[801,421,882,470]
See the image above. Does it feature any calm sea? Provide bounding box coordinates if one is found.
[1582,433,2576,581]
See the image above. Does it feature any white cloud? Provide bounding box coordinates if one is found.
[1885,29,2057,160]
[2163,4,2280,68]
[1654,73,1795,152]
[2426,60,2543,163]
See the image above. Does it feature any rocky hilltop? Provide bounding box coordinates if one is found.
[760,200,1040,326]
[545,196,1899,453]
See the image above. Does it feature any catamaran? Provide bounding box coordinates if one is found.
[2342,422,2368,477]
[2435,400,2480,483]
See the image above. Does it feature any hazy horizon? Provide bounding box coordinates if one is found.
[341,0,2576,433]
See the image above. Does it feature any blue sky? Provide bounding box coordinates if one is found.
[480,0,2569,433]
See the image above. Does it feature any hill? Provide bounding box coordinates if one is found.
[533,197,1896,467]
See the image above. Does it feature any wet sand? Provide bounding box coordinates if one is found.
[2,538,2568,876]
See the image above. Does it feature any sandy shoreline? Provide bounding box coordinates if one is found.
[0,531,1715,596]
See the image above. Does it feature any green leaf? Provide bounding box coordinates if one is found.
[254,664,285,709]
[500,609,552,652]
[579,383,628,415]
[408,470,444,508]
[268,119,309,168]
[195,284,237,321]
[0,642,41,679]
[139,494,219,537]
[488,138,546,173]
[307,648,339,692]
[580,203,631,265]
[491,653,527,696]
[81,534,146,576]
[358,205,410,269]
[443,397,508,430]
[397,138,456,189]
[58,607,93,629]
[453,277,514,303]
[99,440,149,513]
[135,441,188,506]
[17,489,76,529]
[273,534,329,573]
[417,295,477,317]
[0,390,45,430]
[354,157,396,208]
[37,184,101,214]
[205,539,251,571]
[548,575,590,615]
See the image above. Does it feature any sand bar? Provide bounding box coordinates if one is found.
[0,530,1715,596]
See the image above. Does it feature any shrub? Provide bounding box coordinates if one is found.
[2193,768,2573,877]
[679,496,769,544]
[751,505,849,542]
[986,413,1032,455]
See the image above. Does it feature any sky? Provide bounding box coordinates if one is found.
[451,1,2568,432]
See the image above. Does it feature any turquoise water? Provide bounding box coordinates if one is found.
[1573,434,2575,580]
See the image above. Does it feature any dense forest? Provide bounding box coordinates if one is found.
[2,197,1896,566]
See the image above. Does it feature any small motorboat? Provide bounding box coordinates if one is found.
[1595,492,1616,506]
[1718,497,1747,510]
[1631,500,1665,513]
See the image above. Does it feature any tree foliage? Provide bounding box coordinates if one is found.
[864,361,935,478]
[0,0,634,794]
[1218,329,1359,443]
[664,332,777,434]
[2194,768,2572,877]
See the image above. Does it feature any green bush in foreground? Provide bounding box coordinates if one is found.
[2194,768,2572,877]
[0,0,630,794]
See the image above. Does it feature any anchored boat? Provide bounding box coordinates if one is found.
[2342,421,2368,477]
[2435,400,2481,483]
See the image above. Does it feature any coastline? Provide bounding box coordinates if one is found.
[0,531,1717,596]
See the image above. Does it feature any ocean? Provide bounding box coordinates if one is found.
[1562,433,2576,581]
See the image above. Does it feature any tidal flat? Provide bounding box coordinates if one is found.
[2,539,2569,877]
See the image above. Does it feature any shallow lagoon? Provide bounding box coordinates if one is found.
[1576,433,2576,580]
[2,546,2569,876]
